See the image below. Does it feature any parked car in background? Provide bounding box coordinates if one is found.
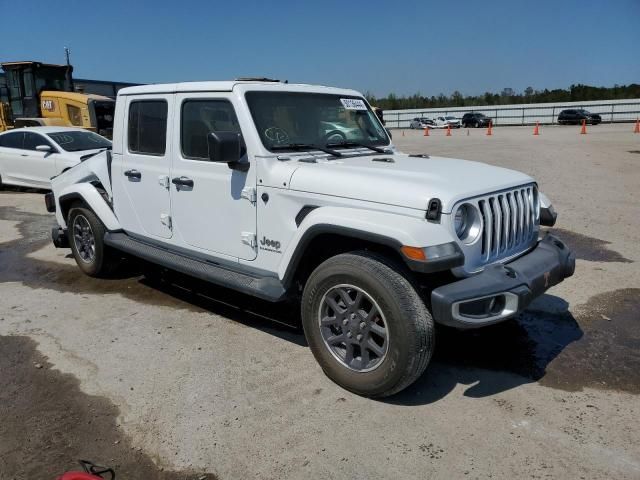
[433,116,461,128]
[0,127,111,189]
[557,109,602,125]
[409,117,435,129]
[461,112,491,128]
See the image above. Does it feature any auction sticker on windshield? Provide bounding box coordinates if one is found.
[340,98,367,110]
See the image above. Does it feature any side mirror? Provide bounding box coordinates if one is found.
[36,145,52,152]
[207,131,249,172]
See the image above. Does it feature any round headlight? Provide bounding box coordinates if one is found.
[454,207,467,237]
[454,203,482,244]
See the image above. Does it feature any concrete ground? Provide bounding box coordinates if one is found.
[1,123,639,479]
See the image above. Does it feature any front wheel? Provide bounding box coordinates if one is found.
[68,206,119,277]
[301,251,434,397]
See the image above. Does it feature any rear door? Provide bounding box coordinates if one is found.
[0,131,26,185]
[115,96,173,239]
[170,93,257,260]
[22,132,58,186]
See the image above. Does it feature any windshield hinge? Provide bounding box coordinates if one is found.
[241,232,257,248]
[241,187,257,204]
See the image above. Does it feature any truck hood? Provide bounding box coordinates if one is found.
[288,153,534,213]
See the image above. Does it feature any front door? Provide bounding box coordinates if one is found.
[115,95,173,239]
[170,93,257,261]
[22,131,57,186]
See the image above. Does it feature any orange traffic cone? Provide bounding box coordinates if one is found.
[580,119,587,134]
[634,118,640,133]
[446,124,452,136]
[423,127,429,136]
[533,122,540,136]
[486,120,493,136]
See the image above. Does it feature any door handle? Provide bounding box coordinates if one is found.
[172,176,194,188]
[124,169,141,179]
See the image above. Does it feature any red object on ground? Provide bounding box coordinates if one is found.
[57,472,103,480]
[445,124,451,136]
[580,119,587,134]
[486,120,493,136]
[533,121,540,135]
[634,118,639,133]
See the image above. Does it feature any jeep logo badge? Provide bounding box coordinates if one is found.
[259,236,281,253]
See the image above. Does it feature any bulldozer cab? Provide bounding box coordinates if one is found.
[1,61,70,119]
[0,61,114,137]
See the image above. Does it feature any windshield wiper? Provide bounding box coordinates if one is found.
[271,143,342,157]
[325,141,387,154]
[80,147,111,161]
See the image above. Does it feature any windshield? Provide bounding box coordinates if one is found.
[246,92,389,151]
[47,130,112,152]
[445,116,457,120]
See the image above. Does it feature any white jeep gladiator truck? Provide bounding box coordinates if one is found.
[45,79,574,397]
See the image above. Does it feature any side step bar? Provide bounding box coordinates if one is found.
[104,232,286,302]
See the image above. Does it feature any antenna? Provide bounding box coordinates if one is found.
[64,47,74,92]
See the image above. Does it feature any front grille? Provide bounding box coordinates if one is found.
[454,184,539,273]
[478,185,538,262]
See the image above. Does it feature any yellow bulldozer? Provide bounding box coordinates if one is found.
[0,61,115,137]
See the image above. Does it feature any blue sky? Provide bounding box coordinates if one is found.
[3,0,639,97]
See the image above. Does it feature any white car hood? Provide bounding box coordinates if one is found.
[288,153,534,213]
[64,148,105,160]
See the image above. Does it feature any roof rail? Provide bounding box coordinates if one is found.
[235,77,285,83]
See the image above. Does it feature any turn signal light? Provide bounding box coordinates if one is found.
[400,246,427,261]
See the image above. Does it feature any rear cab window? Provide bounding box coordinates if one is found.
[128,100,168,156]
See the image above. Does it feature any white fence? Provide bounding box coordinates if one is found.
[383,99,640,129]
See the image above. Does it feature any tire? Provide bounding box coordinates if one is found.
[301,251,434,397]
[67,206,119,277]
[474,121,480,128]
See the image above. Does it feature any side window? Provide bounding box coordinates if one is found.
[181,99,241,160]
[67,105,83,126]
[23,132,52,151]
[128,100,168,156]
[0,132,24,149]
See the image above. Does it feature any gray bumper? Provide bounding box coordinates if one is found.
[431,234,575,328]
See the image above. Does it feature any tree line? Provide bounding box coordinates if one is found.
[365,83,640,110]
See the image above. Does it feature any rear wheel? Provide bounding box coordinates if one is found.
[301,251,434,397]
[67,206,119,277]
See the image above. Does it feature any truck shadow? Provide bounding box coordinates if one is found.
[0,204,592,403]
[388,295,584,405]
[143,276,586,404]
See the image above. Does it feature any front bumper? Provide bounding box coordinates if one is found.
[431,234,575,328]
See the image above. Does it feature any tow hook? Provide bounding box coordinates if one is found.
[51,227,69,248]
